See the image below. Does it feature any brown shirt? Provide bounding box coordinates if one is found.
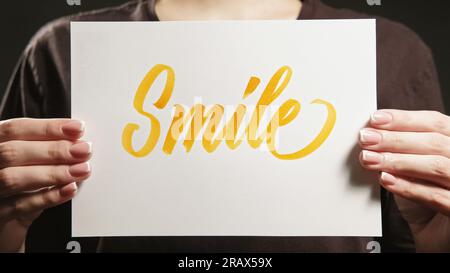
[0,0,445,252]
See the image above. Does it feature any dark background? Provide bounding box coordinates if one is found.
[0,0,449,252]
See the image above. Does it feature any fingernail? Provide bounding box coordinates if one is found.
[359,129,382,145]
[62,120,85,136]
[371,111,392,125]
[69,162,91,177]
[60,182,78,197]
[70,142,92,158]
[380,172,396,186]
[361,150,383,165]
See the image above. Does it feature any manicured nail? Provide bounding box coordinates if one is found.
[69,162,91,177]
[62,120,85,136]
[380,172,396,186]
[359,129,382,145]
[361,150,383,165]
[60,182,78,197]
[70,142,92,158]
[371,111,392,125]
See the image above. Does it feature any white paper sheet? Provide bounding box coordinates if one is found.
[71,20,381,237]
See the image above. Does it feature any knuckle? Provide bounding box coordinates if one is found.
[47,166,69,184]
[429,193,444,209]
[12,199,28,216]
[429,133,448,154]
[430,156,450,179]
[40,191,57,208]
[0,120,17,140]
[47,168,59,184]
[401,183,415,200]
[383,153,400,172]
[429,193,450,215]
[387,133,403,149]
[0,169,18,193]
[399,111,412,125]
[48,141,70,161]
[0,142,18,165]
[44,121,54,138]
[431,111,449,132]
[0,200,15,220]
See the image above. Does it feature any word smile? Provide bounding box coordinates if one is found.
[122,64,336,160]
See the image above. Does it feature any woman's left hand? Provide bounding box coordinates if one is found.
[359,109,450,252]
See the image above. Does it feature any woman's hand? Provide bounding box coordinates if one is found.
[0,118,91,253]
[359,110,450,252]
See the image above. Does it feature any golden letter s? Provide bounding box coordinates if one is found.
[122,64,175,157]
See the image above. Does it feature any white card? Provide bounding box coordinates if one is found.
[71,20,381,237]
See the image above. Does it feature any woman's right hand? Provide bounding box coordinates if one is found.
[0,118,92,252]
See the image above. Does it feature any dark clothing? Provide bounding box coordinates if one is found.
[0,0,445,252]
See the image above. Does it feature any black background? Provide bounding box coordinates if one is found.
[0,0,449,252]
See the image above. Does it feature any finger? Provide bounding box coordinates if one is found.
[0,182,78,222]
[359,129,450,158]
[0,140,92,168]
[0,163,91,197]
[0,118,85,142]
[360,150,450,189]
[369,110,450,136]
[379,172,450,217]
